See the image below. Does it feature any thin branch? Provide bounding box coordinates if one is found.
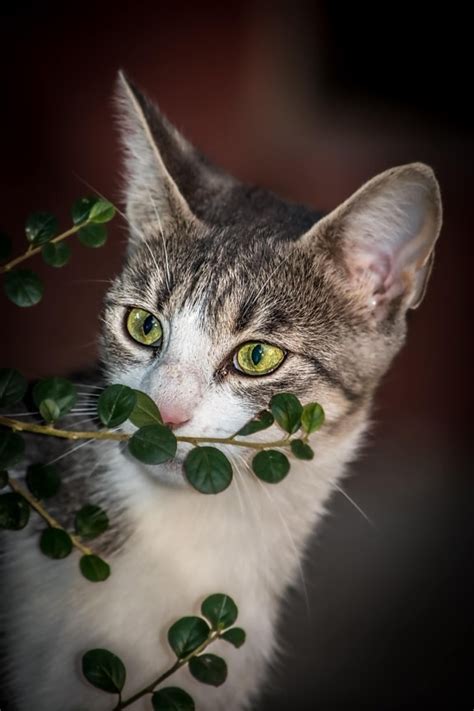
[0,416,290,450]
[7,477,94,556]
[0,220,89,274]
[114,631,221,710]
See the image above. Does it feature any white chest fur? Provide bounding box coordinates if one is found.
[3,427,362,711]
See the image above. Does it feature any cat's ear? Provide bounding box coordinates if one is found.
[115,71,203,247]
[300,163,442,315]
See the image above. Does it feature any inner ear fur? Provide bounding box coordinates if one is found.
[299,162,442,315]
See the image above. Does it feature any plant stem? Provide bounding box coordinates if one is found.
[114,631,220,710]
[0,416,128,441]
[7,477,94,556]
[0,220,89,273]
[0,416,291,450]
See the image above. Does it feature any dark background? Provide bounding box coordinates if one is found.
[1,2,472,708]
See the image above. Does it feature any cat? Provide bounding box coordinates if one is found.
[0,71,442,710]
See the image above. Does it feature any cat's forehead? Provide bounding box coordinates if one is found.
[115,223,351,349]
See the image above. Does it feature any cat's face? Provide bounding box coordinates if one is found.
[99,73,442,486]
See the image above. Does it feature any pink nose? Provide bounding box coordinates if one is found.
[159,405,191,430]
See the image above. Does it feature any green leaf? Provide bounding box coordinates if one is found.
[0,232,12,261]
[78,223,107,248]
[188,654,227,687]
[26,463,60,499]
[252,450,290,484]
[82,648,126,694]
[33,377,77,420]
[201,593,238,630]
[25,212,58,245]
[80,554,111,582]
[39,527,72,559]
[236,410,274,436]
[290,439,314,460]
[168,616,210,658]
[221,627,246,648]
[0,368,27,407]
[4,269,43,307]
[270,393,302,434]
[0,492,30,529]
[98,384,136,428]
[128,424,177,465]
[0,471,8,488]
[129,390,162,427]
[88,199,116,224]
[301,402,325,434]
[39,398,61,423]
[41,241,71,268]
[72,196,99,225]
[75,504,109,539]
[152,687,195,711]
[184,447,232,495]
[0,429,25,469]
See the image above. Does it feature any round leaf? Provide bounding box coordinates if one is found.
[128,424,177,465]
[270,393,302,434]
[98,384,136,428]
[0,492,30,530]
[0,429,25,469]
[301,402,325,433]
[184,447,232,495]
[201,593,238,630]
[0,471,8,488]
[25,212,58,245]
[33,377,77,419]
[82,648,126,694]
[152,687,195,711]
[75,504,109,539]
[236,410,274,436]
[168,616,210,658]
[4,269,43,307]
[39,528,72,559]
[78,224,107,248]
[80,554,111,582]
[72,196,99,225]
[39,398,61,423]
[221,627,246,648]
[41,241,71,268]
[0,368,27,407]
[26,463,60,499]
[0,232,12,261]
[88,199,116,224]
[188,654,227,687]
[290,439,314,460]
[129,390,162,427]
[252,450,290,484]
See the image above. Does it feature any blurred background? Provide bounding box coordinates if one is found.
[1,2,472,708]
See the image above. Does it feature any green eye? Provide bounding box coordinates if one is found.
[126,308,163,346]
[234,342,285,376]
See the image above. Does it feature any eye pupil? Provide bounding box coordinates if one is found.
[251,344,264,365]
[143,314,155,335]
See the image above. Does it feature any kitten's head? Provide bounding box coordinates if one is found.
[100,72,442,486]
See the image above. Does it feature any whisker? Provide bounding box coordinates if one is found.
[237,453,312,619]
[144,184,171,292]
[46,438,96,466]
[0,411,40,417]
[244,246,295,312]
[71,383,103,390]
[332,482,375,528]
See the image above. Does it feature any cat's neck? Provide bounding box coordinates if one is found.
[100,418,367,596]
